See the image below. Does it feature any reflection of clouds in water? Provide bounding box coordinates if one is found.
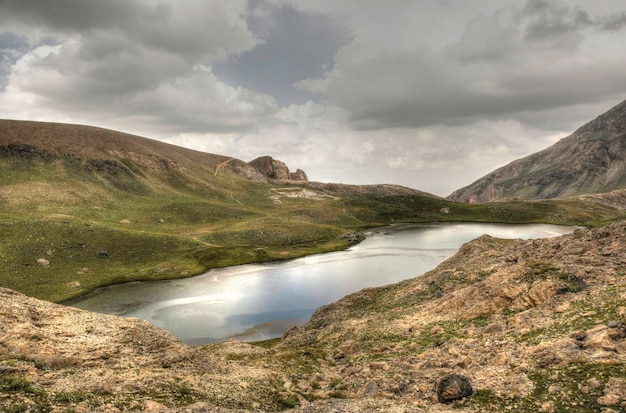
[157,292,243,308]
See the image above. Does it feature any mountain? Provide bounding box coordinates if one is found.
[448,99,626,203]
[3,222,626,411]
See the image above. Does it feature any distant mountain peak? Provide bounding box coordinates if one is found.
[448,99,626,203]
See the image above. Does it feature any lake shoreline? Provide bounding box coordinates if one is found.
[61,220,580,305]
[67,222,578,344]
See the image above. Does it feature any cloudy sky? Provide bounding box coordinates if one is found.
[1,0,626,196]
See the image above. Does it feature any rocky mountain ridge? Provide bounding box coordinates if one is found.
[3,221,626,412]
[449,99,626,203]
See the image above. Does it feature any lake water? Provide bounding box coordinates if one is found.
[67,223,576,345]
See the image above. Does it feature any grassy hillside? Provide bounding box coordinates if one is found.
[1,120,623,302]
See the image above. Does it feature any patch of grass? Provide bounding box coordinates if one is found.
[412,321,463,350]
[328,390,348,399]
[466,362,626,412]
[250,337,281,349]
[0,374,34,393]
[525,261,560,276]
[53,391,91,404]
[276,393,300,409]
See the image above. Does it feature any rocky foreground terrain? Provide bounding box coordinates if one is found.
[3,222,626,412]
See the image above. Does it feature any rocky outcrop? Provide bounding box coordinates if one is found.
[248,156,308,182]
[290,169,308,181]
[234,164,269,182]
[449,99,626,203]
[281,221,626,411]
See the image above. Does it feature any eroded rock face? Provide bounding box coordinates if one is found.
[290,168,308,181]
[248,156,308,181]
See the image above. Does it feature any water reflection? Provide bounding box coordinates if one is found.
[67,223,576,345]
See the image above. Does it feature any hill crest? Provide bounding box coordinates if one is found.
[0,119,308,186]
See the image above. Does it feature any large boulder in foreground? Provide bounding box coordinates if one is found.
[437,374,473,403]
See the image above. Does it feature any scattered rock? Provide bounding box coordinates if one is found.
[603,378,626,403]
[583,325,616,352]
[598,393,621,406]
[77,268,89,275]
[539,400,555,413]
[120,219,130,224]
[436,374,473,403]
[143,400,169,411]
[97,251,110,259]
[35,258,49,266]
[340,232,364,245]
[333,340,361,361]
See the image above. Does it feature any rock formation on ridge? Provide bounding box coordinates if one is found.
[248,156,308,182]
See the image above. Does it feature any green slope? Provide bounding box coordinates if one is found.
[0,120,623,302]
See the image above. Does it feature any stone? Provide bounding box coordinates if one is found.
[333,340,361,360]
[143,400,168,411]
[436,374,473,403]
[98,251,110,259]
[35,258,49,266]
[584,325,616,352]
[539,400,555,412]
[604,378,626,400]
[598,394,621,406]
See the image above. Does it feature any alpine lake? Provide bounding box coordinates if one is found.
[67,223,576,345]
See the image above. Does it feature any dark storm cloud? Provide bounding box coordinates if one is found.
[213,3,351,106]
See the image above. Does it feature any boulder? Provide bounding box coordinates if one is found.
[290,169,308,181]
[436,374,473,403]
[35,258,50,266]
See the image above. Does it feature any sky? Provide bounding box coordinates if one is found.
[1,1,626,196]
